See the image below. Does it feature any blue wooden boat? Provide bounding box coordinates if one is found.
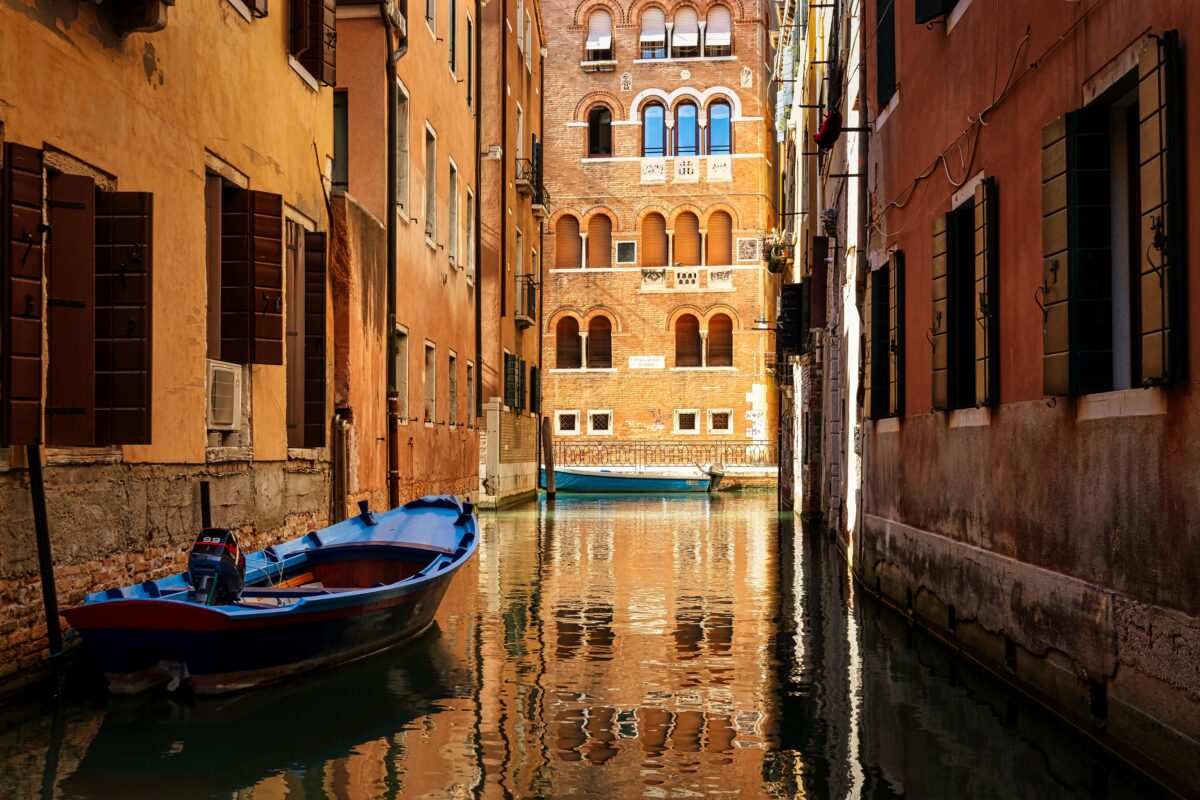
[63,496,477,695]
[539,466,723,493]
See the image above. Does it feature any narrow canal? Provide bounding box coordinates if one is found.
[0,493,1169,798]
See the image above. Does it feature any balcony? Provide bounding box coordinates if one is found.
[515,158,536,197]
[531,183,552,219]
[515,274,538,329]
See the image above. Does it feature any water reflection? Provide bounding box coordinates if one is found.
[0,492,1169,798]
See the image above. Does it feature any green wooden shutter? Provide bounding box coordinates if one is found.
[1138,30,1185,386]
[889,250,905,417]
[931,214,949,410]
[863,268,874,419]
[517,357,527,412]
[974,178,999,406]
[504,353,517,407]
[530,365,541,414]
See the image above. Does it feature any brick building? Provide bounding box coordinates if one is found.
[539,0,779,472]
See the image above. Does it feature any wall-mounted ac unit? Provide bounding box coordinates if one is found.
[207,360,242,431]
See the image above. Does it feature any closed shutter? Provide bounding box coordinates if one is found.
[709,314,733,367]
[642,213,667,266]
[876,0,896,106]
[95,191,153,445]
[930,214,949,410]
[1,144,44,446]
[706,212,732,265]
[556,319,582,368]
[973,178,998,406]
[1138,30,1185,386]
[47,174,96,446]
[889,250,905,417]
[675,315,701,367]
[504,353,517,407]
[222,189,284,365]
[863,268,874,418]
[587,215,612,268]
[517,357,527,412]
[303,230,327,447]
[811,235,828,328]
[587,317,613,368]
[530,366,541,414]
[291,0,336,86]
[674,213,700,266]
[555,216,580,268]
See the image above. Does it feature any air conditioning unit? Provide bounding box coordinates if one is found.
[207,360,242,431]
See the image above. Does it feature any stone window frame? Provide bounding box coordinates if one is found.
[587,409,614,435]
[674,408,700,434]
[707,408,733,434]
[555,409,581,436]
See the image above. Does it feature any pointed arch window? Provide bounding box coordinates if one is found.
[707,211,733,265]
[586,10,613,61]
[675,314,702,367]
[674,211,701,266]
[709,314,733,366]
[556,318,582,368]
[640,8,667,59]
[675,102,699,156]
[673,8,700,58]
[707,101,732,154]
[555,216,581,268]
[642,212,668,266]
[587,214,613,268]
[587,316,613,368]
[705,6,732,56]
[643,103,667,157]
[588,106,612,157]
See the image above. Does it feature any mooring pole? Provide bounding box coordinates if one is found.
[27,444,64,691]
[199,480,213,528]
[540,415,555,496]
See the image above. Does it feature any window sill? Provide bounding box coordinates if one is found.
[207,445,254,464]
[670,366,737,372]
[875,89,899,131]
[555,430,580,436]
[948,407,990,428]
[673,430,700,435]
[632,56,737,64]
[46,446,123,466]
[874,417,900,433]
[287,447,323,461]
[587,430,613,436]
[1075,387,1166,421]
[287,56,320,93]
[547,367,617,373]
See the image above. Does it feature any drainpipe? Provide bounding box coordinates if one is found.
[500,0,508,320]
[382,0,408,508]
[537,43,545,422]
[474,0,483,424]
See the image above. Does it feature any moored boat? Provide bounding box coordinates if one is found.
[64,495,477,695]
[539,465,723,493]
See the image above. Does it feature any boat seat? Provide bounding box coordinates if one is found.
[239,583,354,598]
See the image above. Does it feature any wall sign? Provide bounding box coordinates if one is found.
[628,355,666,369]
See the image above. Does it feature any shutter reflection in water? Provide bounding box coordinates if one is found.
[3,493,1169,798]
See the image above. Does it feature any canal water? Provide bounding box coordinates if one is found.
[0,492,1168,798]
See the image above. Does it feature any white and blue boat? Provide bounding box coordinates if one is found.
[540,465,723,493]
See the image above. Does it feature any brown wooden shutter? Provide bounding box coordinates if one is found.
[587,215,612,268]
[251,0,268,17]
[1138,30,1185,386]
[556,318,581,368]
[2,143,45,445]
[303,230,327,447]
[95,191,153,445]
[863,268,875,419]
[709,314,733,366]
[811,235,828,328]
[973,178,998,406]
[675,314,701,366]
[931,214,949,410]
[889,250,905,417]
[46,173,96,446]
[222,189,284,365]
[555,216,580,268]
[1041,116,1071,395]
[642,213,667,266]
[674,213,700,266]
[291,0,336,86]
[586,316,612,368]
[706,212,732,265]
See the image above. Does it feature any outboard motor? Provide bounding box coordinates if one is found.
[187,528,246,606]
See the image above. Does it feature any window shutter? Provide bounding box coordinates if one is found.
[709,314,733,367]
[642,213,667,267]
[811,235,828,328]
[504,353,517,407]
[674,213,700,266]
[303,230,327,447]
[863,268,874,418]
[1,143,45,446]
[889,250,905,417]
[1041,115,1071,395]
[706,211,732,265]
[222,189,284,365]
[555,216,580,268]
[587,317,612,368]
[530,365,541,414]
[930,214,949,410]
[587,215,612,268]
[46,174,96,446]
[915,0,949,24]
[251,0,267,17]
[517,357,526,412]
[973,178,998,406]
[1138,30,1185,386]
[876,0,896,106]
[292,0,336,86]
[675,315,702,367]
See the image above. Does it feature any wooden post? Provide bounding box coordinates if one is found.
[540,415,555,495]
[199,480,213,528]
[27,444,65,692]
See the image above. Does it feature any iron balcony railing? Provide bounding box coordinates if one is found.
[552,439,778,468]
[515,274,537,326]
[515,157,550,207]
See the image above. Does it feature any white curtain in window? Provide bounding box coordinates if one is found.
[706,6,731,46]
[673,8,699,48]
[587,10,612,50]
[640,8,665,42]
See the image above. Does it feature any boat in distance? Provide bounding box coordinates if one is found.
[540,465,723,493]
[63,495,478,695]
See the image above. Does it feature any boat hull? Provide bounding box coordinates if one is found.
[540,467,721,493]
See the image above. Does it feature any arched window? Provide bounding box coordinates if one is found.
[587,316,613,368]
[555,216,581,268]
[642,103,667,157]
[585,10,613,61]
[707,211,733,265]
[588,106,612,157]
[675,314,702,367]
[556,317,582,368]
[672,7,699,58]
[675,102,699,156]
[707,101,732,154]
[674,211,700,266]
[642,212,668,266]
[708,314,733,366]
[705,5,732,56]
[640,8,667,59]
[587,214,612,268]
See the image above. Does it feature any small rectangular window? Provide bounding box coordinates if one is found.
[466,361,475,427]
[424,342,436,422]
[449,0,457,72]
[467,17,474,107]
[396,85,411,215]
[332,91,349,192]
[449,162,459,264]
[424,126,437,241]
[555,410,579,435]
[876,0,896,107]
[525,12,533,71]
[588,410,612,435]
[615,241,637,263]
[708,409,732,433]
[674,409,699,433]
[449,351,458,426]
[394,327,409,423]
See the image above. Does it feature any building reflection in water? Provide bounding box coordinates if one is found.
[0,492,1168,798]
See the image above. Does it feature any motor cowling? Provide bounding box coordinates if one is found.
[187,528,246,605]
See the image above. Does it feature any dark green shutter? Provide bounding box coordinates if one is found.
[1138,30,1186,386]
[973,178,999,406]
[530,365,541,414]
[868,266,889,419]
[517,358,527,412]
[503,353,517,407]
[931,214,949,410]
[889,250,905,417]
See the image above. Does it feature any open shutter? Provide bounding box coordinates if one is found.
[642,214,667,267]
[973,178,999,406]
[292,0,336,86]
[811,235,828,328]
[889,250,905,417]
[222,190,284,365]
[303,230,327,447]
[863,268,875,419]
[2,144,45,446]
[1041,116,1071,395]
[46,174,96,446]
[930,214,949,410]
[95,191,153,445]
[1138,30,1186,386]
